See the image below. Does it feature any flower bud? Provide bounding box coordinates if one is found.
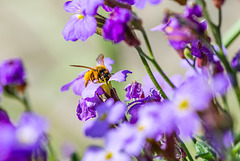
[213,0,225,8]
[184,47,193,60]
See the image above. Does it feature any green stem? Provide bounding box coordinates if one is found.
[223,18,240,48]
[140,28,154,58]
[47,139,56,161]
[151,59,176,89]
[199,0,240,107]
[232,141,240,156]
[139,29,176,89]
[22,95,31,112]
[177,137,194,161]
[135,46,168,99]
[222,95,229,111]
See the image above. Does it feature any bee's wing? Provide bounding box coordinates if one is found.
[96,54,104,66]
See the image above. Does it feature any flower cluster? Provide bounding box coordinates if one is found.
[62,0,163,45]
[0,58,49,161]
[1,0,240,160]
[0,110,48,161]
[60,0,240,160]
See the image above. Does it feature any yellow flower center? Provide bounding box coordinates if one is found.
[138,125,145,131]
[100,113,107,121]
[179,99,190,111]
[78,15,84,20]
[105,152,113,160]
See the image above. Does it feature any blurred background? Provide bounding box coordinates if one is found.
[0,0,240,158]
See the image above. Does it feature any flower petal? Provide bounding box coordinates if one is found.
[109,70,132,82]
[62,15,97,41]
[82,83,103,98]
[63,0,82,13]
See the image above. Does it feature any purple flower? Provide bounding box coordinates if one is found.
[105,123,145,156]
[128,89,162,124]
[84,99,127,137]
[76,96,101,121]
[169,75,214,138]
[124,81,144,101]
[82,144,131,161]
[191,40,213,60]
[0,108,12,125]
[118,0,135,5]
[62,0,101,41]
[134,0,162,9]
[183,4,202,19]
[0,58,26,86]
[103,7,132,43]
[151,4,207,58]
[0,112,48,161]
[173,75,212,114]
[62,56,131,122]
[0,85,3,102]
[232,50,240,71]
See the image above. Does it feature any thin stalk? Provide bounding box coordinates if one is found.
[177,137,194,161]
[135,46,168,99]
[47,139,56,161]
[151,59,176,89]
[223,19,240,48]
[185,58,198,74]
[232,141,240,156]
[139,29,176,89]
[22,94,31,111]
[222,95,229,111]
[199,0,240,107]
[140,28,154,58]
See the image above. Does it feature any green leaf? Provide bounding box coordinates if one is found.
[195,140,217,160]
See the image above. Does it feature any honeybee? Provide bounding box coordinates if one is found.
[71,54,111,87]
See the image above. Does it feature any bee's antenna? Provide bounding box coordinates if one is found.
[70,65,95,70]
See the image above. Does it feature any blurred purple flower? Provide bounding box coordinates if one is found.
[128,89,162,124]
[232,50,240,71]
[0,112,48,161]
[0,58,26,86]
[103,7,132,43]
[84,99,127,137]
[82,144,131,161]
[134,0,162,9]
[151,4,207,58]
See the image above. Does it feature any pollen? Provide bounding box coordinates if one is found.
[105,152,113,160]
[178,99,190,111]
[100,113,107,121]
[78,15,84,20]
[138,125,145,131]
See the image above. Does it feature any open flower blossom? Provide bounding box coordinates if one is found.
[0,111,48,161]
[103,7,132,43]
[84,99,127,137]
[151,4,209,58]
[62,0,102,41]
[61,55,131,121]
